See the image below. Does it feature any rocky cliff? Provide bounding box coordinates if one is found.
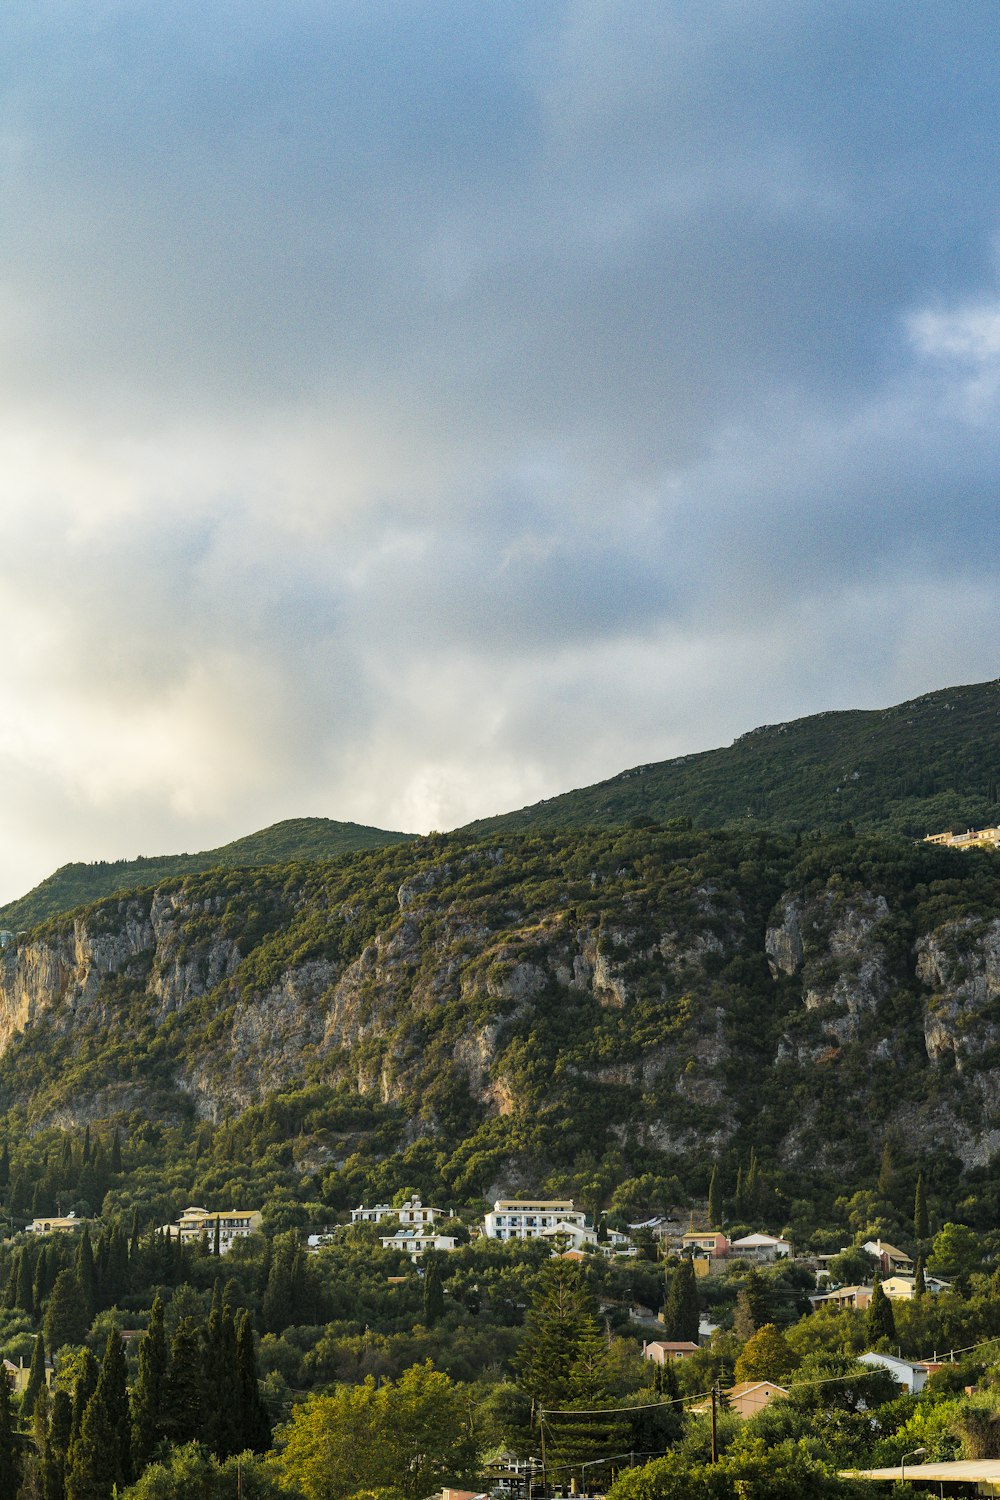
[0,826,998,1190]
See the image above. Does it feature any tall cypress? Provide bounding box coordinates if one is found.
[45,1387,73,1500]
[22,1331,46,1419]
[97,1329,131,1489]
[235,1310,270,1454]
[75,1228,97,1322]
[16,1247,35,1316]
[65,1381,117,1500]
[864,1280,897,1345]
[71,1350,99,1442]
[662,1259,699,1343]
[914,1254,927,1298]
[162,1318,205,1445]
[423,1255,445,1327]
[0,1357,21,1496]
[130,1295,168,1472]
[45,1271,88,1354]
[707,1166,722,1229]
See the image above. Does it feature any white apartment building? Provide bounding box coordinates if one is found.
[484,1199,588,1241]
[352,1197,443,1227]
[380,1229,457,1260]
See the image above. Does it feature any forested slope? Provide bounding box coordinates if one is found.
[464,677,1000,840]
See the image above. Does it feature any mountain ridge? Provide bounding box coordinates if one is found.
[0,816,416,933]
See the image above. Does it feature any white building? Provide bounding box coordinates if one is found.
[379,1229,457,1260]
[858,1351,929,1394]
[540,1220,598,1252]
[729,1233,792,1262]
[484,1199,588,1241]
[352,1197,443,1227]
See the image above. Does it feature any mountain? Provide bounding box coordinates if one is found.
[0,816,415,932]
[1,823,998,1227]
[463,677,1000,840]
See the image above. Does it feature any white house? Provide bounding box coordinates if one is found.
[379,1229,457,1260]
[353,1197,443,1227]
[484,1199,588,1241]
[729,1233,792,1261]
[540,1221,598,1253]
[858,1351,929,1394]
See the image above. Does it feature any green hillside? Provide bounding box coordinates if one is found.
[0,816,415,931]
[464,677,1000,839]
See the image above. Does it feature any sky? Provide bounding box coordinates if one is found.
[0,1,999,899]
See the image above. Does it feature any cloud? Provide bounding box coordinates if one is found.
[0,2,996,896]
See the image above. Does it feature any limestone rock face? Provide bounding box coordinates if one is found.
[917,918,1000,1070]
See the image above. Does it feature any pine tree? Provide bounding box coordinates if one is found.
[707,1165,722,1229]
[914,1173,929,1241]
[515,1259,603,1410]
[22,1331,47,1419]
[864,1280,897,1345]
[661,1259,699,1343]
[0,1358,21,1496]
[45,1271,88,1354]
[130,1295,167,1472]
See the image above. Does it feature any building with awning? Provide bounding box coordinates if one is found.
[843,1458,1000,1493]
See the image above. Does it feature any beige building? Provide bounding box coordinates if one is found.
[726,1381,788,1419]
[159,1206,263,1254]
[28,1214,86,1235]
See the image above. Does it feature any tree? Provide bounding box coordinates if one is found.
[928,1222,982,1282]
[22,1330,46,1419]
[422,1255,445,1327]
[162,1318,205,1446]
[75,1228,97,1321]
[662,1260,699,1343]
[913,1253,926,1298]
[235,1308,271,1454]
[131,1294,168,1472]
[733,1324,796,1385]
[97,1327,131,1489]
[272,1362,476,1500]
[44,1387,73,1500]
[65,1381,117,1500]
[732,1267,770,1343]
[45,1271,88,1354]
[0,1359,21,1497]
[914,1172,929,1241]
[707,1167,723,1230]
[864,1281,896,1345]
[71,1350,99,1442]
[516,1260,606,1410]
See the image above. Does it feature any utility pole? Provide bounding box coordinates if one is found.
[539,1409,547,1496]
[710,1382,718,1464]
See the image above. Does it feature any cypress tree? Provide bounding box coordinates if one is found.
[0,1140,10,1190]
[864,1280,897,1345]
[109,1129,121,1177]
[914,1254,926,1298]
[0,1357,21,1496]
[423,1254,445,1327]
[32,1245,49,1322]
[65,1380,117,1500]
[71,1350,99,1443]
[45,1387,73,1500]
[75,1228,97,1322]
[16,1246,35,1316]
[707,1165,722,1229]
[45,1271,88,1354]
[213,1217,221,1258]
[235,1309,270,1454]
[662,1259,699,1343]
[162,1317,205,1445]
[22,1331,46,1419]
[130,1295,168,1472]
[97,1329,131,1489]
[261,1238,295,1334]
[914,1173,929,1241]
